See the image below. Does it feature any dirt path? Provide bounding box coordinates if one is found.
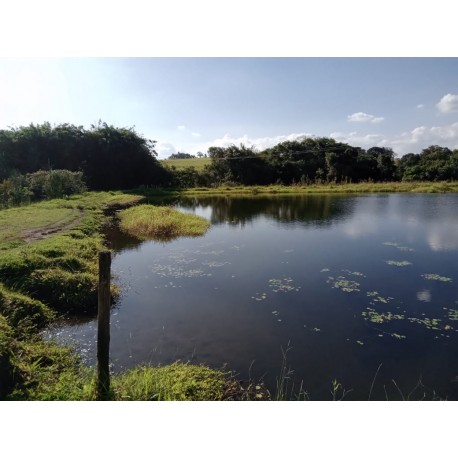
[21,208,85,243]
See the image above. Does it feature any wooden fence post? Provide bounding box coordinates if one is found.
[97,250,111,400]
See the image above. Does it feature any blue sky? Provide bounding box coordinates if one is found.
[1,57,457,158]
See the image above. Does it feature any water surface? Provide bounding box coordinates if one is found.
[47,194,458,400]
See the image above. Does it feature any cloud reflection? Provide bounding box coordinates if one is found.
[416,289,432,303]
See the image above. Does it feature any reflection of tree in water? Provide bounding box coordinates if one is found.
[103,224,146,252]
[160,195,354,227]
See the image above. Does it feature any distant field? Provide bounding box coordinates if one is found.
[161,157,211,171]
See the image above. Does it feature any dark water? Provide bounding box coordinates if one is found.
[46,194,458,400]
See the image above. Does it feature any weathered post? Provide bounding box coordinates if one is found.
[97,250,111,400]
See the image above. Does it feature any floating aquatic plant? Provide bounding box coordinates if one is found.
[252,292,267,301]
[391,333,406,340]
[371,295,394,304]
[327,276,360,293]
[447,309,458,321]
[320,268,330,273]
[269,277,301,293]
[342,269,366,277]
[202,261,230,268]
[152,264,211,279]
[421,274,452,282]
[383,242,415,252]
[407,317,441,330]
[367,291,393,304]
[386,260,412,267]
[397,246,415,252]
[356,340,364,346]
[361,308,405,324]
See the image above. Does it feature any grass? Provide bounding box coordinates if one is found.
[0,191,144,399]
[111,362,229,401]
[161,157,211,171]
[119,204,210,241]
[5,350,265,401]
[133,181,458,199]
[0,191,236,401]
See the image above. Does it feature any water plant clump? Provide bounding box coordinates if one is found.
[447,309,458,321]
[383,242,414,252]
[397,246,415,252]
[269,277,301,293]
[362,308,405,324]
[327,276,360,293]
[407,317,441,330]
[421,273,452,283]
[342,269,366,277]
[385,260,412,267]
[252,292,267,301]
[366,292,394,304]
[151,264,210,279]
[119,204,210,241]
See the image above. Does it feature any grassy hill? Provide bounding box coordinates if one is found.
[161,157,211,171]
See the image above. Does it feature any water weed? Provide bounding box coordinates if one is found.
[386,260,412,267]
[421,273,452,282]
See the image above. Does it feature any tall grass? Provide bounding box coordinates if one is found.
[119,205,210,241]
[135,181,458,199]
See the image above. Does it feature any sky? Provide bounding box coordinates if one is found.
[1,57,458,159]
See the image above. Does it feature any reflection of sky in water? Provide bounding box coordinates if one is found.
[335,194,458,252]
[416,289,432,302]
[427,221,458,251]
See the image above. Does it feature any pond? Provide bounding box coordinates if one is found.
[46,193,458,400]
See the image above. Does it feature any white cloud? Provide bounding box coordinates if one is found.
[330,131,387,148]
[347,112,384,123]
[155,141,176,158]
[417,104,424,109]
[436,93,458,113]
[159,121,458,160]
[391,122,458,153]
[191,132,201,138]
[332,121,458,155]
[204,132,314,152]
[177,125,186,130]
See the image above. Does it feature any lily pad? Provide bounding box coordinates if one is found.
[407,317,441,330]
[269,277,301,293]
[327,276,360,293]
[362,308,405,324]
[421,274,452,283]
[386,260,412,267]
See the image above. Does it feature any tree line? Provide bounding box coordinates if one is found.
[168,139,458,187]
[1,123,457,194]
[0,121,168,190]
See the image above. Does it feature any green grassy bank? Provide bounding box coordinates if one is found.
[161,157,211,171]
[133,181,458,199]
[0,191,257,401]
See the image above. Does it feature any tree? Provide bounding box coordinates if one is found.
[168,152,196,159]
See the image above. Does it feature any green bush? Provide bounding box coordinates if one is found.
[27,169,87,200]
